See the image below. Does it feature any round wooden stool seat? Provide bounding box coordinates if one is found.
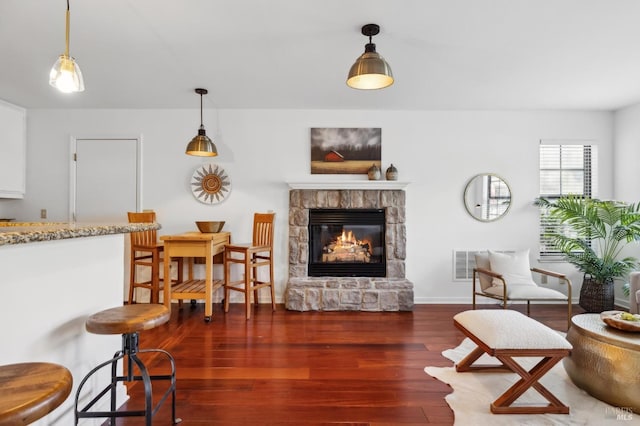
[0,362,72,425]
[86,304,170,335]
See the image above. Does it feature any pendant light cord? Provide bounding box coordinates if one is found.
[200,92,204,128]
[65,0,71,57]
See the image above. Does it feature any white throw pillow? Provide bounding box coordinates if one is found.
[488,249,536,287]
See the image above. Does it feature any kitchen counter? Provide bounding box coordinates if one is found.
[0,220,160,424]
[0,221,160,246]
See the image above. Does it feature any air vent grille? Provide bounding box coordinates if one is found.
[452,250,514,281]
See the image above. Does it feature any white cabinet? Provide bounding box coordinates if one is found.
[0,99,26,198]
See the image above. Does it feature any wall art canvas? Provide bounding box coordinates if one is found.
[310,127,381,174]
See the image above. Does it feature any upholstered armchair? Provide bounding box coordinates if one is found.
[630,271,640,314]
[473,249,572,329]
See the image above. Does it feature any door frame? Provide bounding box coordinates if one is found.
[69,135,143,222]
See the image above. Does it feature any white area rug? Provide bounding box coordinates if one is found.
[424,338,637,425]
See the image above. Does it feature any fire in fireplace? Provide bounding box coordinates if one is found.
[322,229,372,263]
[308,208,386,277]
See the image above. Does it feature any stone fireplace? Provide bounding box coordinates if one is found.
[285,182,414,311]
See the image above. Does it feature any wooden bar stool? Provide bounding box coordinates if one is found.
[128,211,184,304]
[224,212,276,319]
[74,304,180,425]
[0,362,72,425]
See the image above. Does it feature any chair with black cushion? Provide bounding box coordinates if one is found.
[473,249,572,329]
[128,211,183,304]
[224,212,276,319]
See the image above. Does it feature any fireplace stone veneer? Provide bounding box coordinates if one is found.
[286,187,414,311]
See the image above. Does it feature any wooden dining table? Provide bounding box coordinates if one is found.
[160,231,230,322]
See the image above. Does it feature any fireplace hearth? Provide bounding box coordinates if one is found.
[286,184,413,312]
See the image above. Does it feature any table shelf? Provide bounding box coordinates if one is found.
[171,279,224,300]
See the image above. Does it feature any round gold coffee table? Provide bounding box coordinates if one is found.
[564,314,640,413]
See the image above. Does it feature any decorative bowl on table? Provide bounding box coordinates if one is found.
[195,221,225,233]
[600,310,640,332]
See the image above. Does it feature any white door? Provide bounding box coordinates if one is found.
[71,138,141,222]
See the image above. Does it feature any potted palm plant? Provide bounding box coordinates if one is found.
[535,195,640,312]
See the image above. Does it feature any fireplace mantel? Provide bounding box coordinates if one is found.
[287,181,409,190]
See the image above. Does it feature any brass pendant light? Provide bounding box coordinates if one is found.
[49,0,85,93]
[186,88,218,157]
[347,23,394,90]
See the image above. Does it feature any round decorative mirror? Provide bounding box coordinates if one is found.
[463,174,511,222]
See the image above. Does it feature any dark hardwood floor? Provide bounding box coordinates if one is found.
[117,302,581,425]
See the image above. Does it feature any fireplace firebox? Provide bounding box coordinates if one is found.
[308,208,386,277]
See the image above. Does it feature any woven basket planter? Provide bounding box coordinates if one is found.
[579,275,615,313]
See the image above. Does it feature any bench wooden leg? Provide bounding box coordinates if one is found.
[456,346,512,373]
[455,346,484,372]
[491,355,569,414]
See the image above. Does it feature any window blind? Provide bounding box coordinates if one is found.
[538,143,598,259]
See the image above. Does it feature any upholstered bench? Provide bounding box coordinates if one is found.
[453,310,572,414]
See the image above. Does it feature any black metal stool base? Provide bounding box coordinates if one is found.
[74,332,181,425]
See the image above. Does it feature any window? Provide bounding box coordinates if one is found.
[538,142,598,259]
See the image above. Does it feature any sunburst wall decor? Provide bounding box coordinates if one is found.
[191,163,231,204]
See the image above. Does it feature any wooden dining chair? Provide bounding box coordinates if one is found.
[128,211,182,304]
[224,212,276,319]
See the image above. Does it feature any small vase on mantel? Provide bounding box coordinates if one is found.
[386,164,398,181]
[367,164,381,180]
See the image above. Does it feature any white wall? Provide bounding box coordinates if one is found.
[8,108,615,303]
[614,102,640,202]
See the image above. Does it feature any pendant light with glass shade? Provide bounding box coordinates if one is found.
[347,23,394,90]
[49,0,85,93]
[186,88,218,157]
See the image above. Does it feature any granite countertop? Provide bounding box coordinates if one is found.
[0,222,161,246]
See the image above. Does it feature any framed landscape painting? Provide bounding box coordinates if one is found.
[310,128,381,174]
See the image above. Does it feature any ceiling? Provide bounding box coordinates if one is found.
[2,0,640,111]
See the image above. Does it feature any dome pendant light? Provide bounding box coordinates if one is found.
[347,23,394,90]
[49,0,85,93]
[186,88,218,157]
